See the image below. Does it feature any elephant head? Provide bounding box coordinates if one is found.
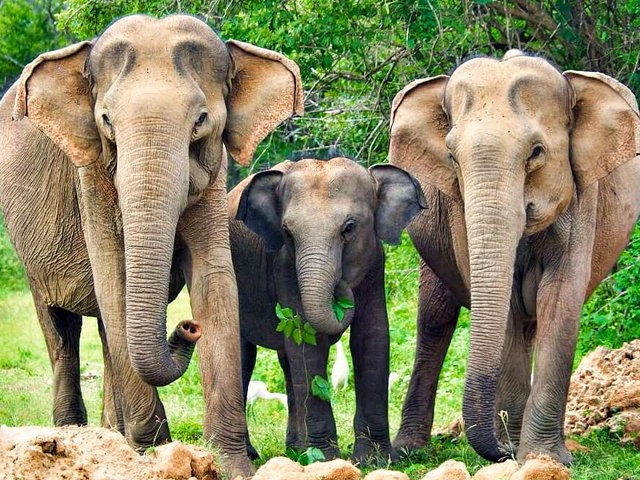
[12,15,303,386]
[390,50,639,460]
[235,158,425,335]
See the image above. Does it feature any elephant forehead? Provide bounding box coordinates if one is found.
[285,159,374,201]
[92,15,228,81]
[446,58,569,122]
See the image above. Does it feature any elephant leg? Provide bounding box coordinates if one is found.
[77,163,170,450]
[495,316,535,450]
[177,179,254,478]
[518,187,597,466]
[393,261,460,453]
[98,317,124,434]
[241,338,259,460]
[284,336,339,459]
[350,258,395,464]
[33,293,86,426]
[278,350,303,450]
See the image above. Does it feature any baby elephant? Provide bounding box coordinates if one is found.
[228,157,425,463]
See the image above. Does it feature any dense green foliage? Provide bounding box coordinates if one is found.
[0,0,68,90]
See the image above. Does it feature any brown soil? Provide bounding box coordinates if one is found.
[565,339,640,447]
[0,425,219,480]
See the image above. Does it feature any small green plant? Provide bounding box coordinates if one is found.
[332,296,354,321]
[311,375,332,402]
[286,446,326,466]
[275,303,317,346]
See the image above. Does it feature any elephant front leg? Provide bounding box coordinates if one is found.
[277,350,305,450]
[495,316,535,451]
[519,188,597,465]
[350,262,395,465]
[394,261,460,453]
[98,317,124,434]
[240,338,259,460]
[178,185,254,478]
[284,336,339,459]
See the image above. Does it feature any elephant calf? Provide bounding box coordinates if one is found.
[227,157,425,463]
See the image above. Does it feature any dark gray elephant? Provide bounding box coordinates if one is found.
[389,50,640,465]
[227,157,425,463]
[0,14,303,477]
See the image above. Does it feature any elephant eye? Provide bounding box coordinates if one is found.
[448,152,458,167]
[526,144,546,173]
[282,225,294,243]
[195,112,208,127]
[102,113,112,127]
[341,220,356,239]
[529,145,544,160]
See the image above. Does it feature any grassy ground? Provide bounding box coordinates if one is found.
[0,234,639,479]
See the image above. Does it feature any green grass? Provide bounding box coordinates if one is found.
[1,232,639,478]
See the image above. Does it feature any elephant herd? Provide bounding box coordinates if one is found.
[1,14,639,479]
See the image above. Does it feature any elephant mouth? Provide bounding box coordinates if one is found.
[333,279,355,329]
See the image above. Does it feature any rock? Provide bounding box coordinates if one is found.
[363,469,410,480]
[510,455,569,480]
[565,339,640,447]
[432,417,464,440]
[304,459,360,480]
[189,448,219,480]
[0,425,221,480]
[421,460,470,480]
[472,460,518,479]
[253,457,307,480]
[153,442,193,479]
[564,439,589,453]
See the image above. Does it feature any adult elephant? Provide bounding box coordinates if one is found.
[389,50,640,465]
[0,14,302,477]
[228,158,425,462]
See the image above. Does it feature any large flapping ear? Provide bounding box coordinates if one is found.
[369,164,427,245]
[565,71,640,191]
[236,170,285,252]
[13,41,100,167]
[224,40,304,167]
[389,76,458,198]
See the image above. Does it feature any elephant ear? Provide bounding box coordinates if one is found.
[565,71,640,191]
[236,170,284,252]
[369,164,427,245]
[389,75,458,198]
[225,40,304,167]
[12,41,100,167]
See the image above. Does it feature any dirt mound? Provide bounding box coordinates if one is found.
[0,425,219,480]
[565,339,640,446]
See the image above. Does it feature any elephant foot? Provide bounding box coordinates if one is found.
[392,429,430,456]
[222,454,256,479]
[517,437,573,466]
[127,418,171,453]
[352,438,398,466]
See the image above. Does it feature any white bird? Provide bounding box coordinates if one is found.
[331,339,350,391]
[388,371,400,393]
[246,380,288,411]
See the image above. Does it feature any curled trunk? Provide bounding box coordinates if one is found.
[118,124,196,386]
[462,172,525,461]
[295,245,354,336]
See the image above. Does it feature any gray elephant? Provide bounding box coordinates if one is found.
[0,14,303,477]
[227,157,425,463]
[389,50,640,464]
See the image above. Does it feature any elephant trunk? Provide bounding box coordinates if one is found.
[461,162,525,461]
[295,244,354,336]
[118,122,197,386]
